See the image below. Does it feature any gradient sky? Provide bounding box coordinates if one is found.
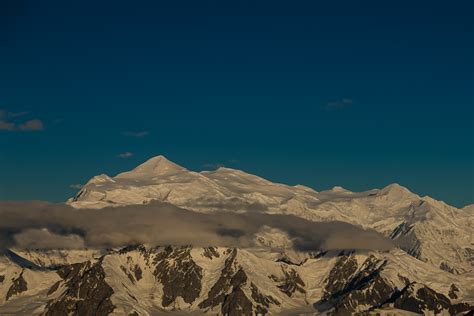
[1,0,473,207]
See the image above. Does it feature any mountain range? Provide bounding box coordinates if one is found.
[0,155,473,315]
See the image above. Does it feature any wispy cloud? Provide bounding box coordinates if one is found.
[203,162,225,170]
[0,121,15,131]
[117,152,134,158]
[0,201,395,251]
[0,109,44,131]
[123,131,149,138]
[325,98,353,110]
[203,159,240,170]
[8,111,29,118]
[18,119,44,131]
[69,184,83,189]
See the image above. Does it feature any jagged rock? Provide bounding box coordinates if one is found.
[323,255,358,297]
[250,282,280,313]
[6,271,28,301]
[44,259,115,316]
[47,281,60,295]
[391,284,473,315]
[199,248,239,310]
[315,254,474,315]
[133,264,142,281]
[440,261,460,274]
[270,267,305,297]
[449,283,459,299]
[221,287,253,316]
[316,255,392,314]
[121,265,136,283]
[202,247,220,259]
[153,246,203,307]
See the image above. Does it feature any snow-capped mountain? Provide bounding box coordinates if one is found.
[1,246,473,315]
[0,155,473,315]
[69,155,473,275]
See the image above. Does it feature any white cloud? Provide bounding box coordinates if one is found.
[123,131,149,137]
[203,162,225,170]
[18,119,44,131]
[14,228,85,249]
[325,98,353,110]
[0,109,44,131]
[70,184,83,189]
[8,111,29,118]
[117,152,134,158]
[0,120,15,131]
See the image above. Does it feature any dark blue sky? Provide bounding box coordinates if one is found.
[1,0,473,207]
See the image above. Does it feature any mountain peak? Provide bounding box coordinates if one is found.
[378,183,413,197]
[116,155,186,178]
[331,186,349,193]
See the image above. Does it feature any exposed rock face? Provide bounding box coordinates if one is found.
[132,264,142,281]
[153,246,203,307]
[448,283,459,299]
[315,254,474,315]
[47,281,60,296]
[5,271,28,301]
[199,248,241,310]
[222,287,253,316]
[202,247,220,259]
[270,267,306,297]
[250,282,280,313]
[316,255,392,314]
[45,259,115,316]
[391,283,473,315]
[323,254,359,297]
[199,248,279,315]
[0,246,472,315]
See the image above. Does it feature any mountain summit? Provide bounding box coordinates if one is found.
[116,155,187,179]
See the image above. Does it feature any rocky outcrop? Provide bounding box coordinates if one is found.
[199,248,241,310]
[44,259,115,316]
[315,255,391,314]
[448,283,459,299]
[315,254,474,315]
[199,248,279,315]
[5,271,28,301]
[202,247,220,259]
[250,282,280,314]
[390,283,473,315]
[153,246,203,307]
[270,267,305,297]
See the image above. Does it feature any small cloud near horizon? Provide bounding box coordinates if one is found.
[18,119,44,131]
[203,159,240,170]
[0,120,15,131]
[118,152,134,158]
[9,111,29,118]
[123,131,149,137]
[203,162,225,170]
[325,98,353,110]
[0,109,44,131]
[70,184,83,189]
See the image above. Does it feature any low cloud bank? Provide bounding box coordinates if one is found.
[0,201,393,251]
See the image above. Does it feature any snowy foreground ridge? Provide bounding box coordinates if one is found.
[1,155,473,315]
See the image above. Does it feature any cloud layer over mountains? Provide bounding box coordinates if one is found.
[0,201,393,252]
